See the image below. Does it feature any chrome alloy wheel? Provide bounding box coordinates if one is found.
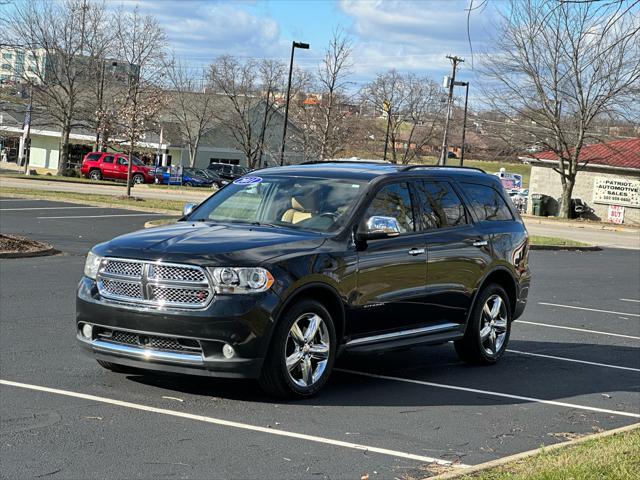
[285,313,330,388]
[480,294,508,355]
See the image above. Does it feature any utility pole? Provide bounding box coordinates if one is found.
[439,55,464,166]
[458,81,469,166]
[382,101,391,161]
[19,82,34,174]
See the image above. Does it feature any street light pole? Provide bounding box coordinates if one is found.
[280,41,309,166]
[439,55,464,166]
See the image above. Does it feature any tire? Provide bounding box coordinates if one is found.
[259,299,336,399]
[132,174,145,185]
[454,283,511,365]
[184,181,193,187]
[89,169,102,181]
[96,359,138,374]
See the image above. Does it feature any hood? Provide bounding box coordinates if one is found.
[94,221,327,265]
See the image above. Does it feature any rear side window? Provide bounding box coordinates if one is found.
[413,180,467,229]
[86,153,101,161]
[462,183,513,221]
[364,182,415,234]
[102,155,114,164]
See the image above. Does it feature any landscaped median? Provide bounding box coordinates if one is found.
[529,235,599,251]
[0,234,59,258]
[429,423,639,480]
[0,186,184,214]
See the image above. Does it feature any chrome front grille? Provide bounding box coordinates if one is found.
[97,258,213,309]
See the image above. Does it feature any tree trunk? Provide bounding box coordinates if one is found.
[558,175,575,218]
[57,122,71,175]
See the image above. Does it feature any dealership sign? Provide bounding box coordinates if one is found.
[607,205,625,224]
[592,177,639,207]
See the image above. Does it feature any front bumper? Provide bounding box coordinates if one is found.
[76,276,280,378]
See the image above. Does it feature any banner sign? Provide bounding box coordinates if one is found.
[592,177,639,207]
[607,205,625,224]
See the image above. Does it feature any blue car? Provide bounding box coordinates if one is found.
[153,167,215,188]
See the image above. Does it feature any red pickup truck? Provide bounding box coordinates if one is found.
[80,152,154,184]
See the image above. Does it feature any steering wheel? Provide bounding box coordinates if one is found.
[318,212,338,220]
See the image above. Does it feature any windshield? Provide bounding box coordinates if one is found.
[188,175,366,232]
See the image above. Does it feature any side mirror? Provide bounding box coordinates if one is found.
[356,215,401,241]
[182,202,196,217]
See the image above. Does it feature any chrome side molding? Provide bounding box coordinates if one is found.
[346,322,459,347]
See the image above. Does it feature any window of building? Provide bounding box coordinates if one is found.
[363,182,415,234]
[462,183,513,221]
[414,181,467,229]
[1,64,10,71]
[2,53,12,60]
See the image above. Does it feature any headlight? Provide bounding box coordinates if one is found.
[84,251,103,279]
[209,267,274,294]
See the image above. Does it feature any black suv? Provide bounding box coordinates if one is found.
[77,162,530,398]
[207,162,248,181]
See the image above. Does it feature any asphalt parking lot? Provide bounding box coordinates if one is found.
[1,197,639,479]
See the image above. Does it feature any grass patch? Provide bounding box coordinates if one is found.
[0,172,120,187]
[529,235,590,247]
[0,186,184,213]
[456,427,639,480]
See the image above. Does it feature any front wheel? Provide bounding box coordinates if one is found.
[131,173,145,185]
[454,284,511,364]
[259,299,336,398]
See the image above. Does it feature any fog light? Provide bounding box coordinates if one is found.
[222,344,235,359]
[81,324,93,339]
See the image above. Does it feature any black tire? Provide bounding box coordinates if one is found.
[184,181,193,187]
[89,169,102,181]
[96,359,138,374]
[259,299,336,399]
[454,283,511,365]
[132,173,145,185]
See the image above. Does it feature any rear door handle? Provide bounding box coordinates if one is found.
[472,240,488,247]
[408,248,426,256]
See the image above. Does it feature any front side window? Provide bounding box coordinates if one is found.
[414,180,467,229]
[362,182,415,234]
[189,176,365,233]
[462,183,513,221]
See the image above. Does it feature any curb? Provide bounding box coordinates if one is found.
[144,218,178,228]
[522,215,640,232]
[0,247,60,259]
[530,245,601,251]
[427,422,640,479]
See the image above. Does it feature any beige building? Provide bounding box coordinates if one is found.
[520,138,640,225]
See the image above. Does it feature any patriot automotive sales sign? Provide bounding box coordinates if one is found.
[592,177,640,208]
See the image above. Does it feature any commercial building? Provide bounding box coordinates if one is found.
[520,138,640,225]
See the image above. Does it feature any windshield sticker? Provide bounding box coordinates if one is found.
[234,176,262,185]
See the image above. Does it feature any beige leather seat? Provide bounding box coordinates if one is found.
[281,197,313,224]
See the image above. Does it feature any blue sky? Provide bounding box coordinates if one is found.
[116,0,501,87]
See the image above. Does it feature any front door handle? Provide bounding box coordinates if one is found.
[408,248,426,256]
[473,240,488,247]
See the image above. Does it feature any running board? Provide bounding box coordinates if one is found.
[345,322,461,351]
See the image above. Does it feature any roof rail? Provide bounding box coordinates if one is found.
[300,159,391,165]
[400,164,486,174]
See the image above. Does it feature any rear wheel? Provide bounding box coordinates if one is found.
[454,284,511,364]
[89,169,102,181]
[96,359,138,374]
[259,299,336,398]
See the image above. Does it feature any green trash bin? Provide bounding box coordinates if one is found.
[531,193,544,216]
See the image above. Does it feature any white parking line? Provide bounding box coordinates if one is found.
[620,299,640,304]
[336,370,640,419]
[538,302,640,318]
[518,320,640,340]
[37,213,163,219]
[506,349,640,373]
[1,206,104,211]
[0,379,467,468]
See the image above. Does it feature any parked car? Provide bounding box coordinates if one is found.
[153,167,216,188]
[194,168,228,188]
[81,152,154,184]
[77,162,531,398]
[207,162,248,181]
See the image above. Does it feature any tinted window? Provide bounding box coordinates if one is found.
[87,153,101,161]
[102,155,114,164]
[116,157,127,165]
[462,183,513,221]
[414,181,467,229]
[363,182,415,234]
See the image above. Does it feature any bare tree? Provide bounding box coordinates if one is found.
[481,0,640,217]
[362,70,444,163]
[112,6,166,196]
[164,59,217,167]
[209,56,292,169]
[5,0,110,174]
